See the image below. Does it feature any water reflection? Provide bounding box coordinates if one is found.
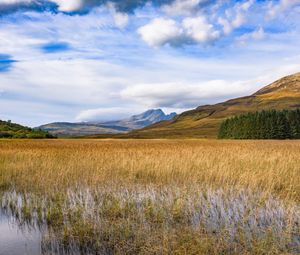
[0,211,41,255]
[0,210,90,255]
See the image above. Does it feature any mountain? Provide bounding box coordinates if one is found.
[123,72,300,139]
[37,122,130,137]
[38,109,176,137]
[101,109,177,130]
[0,120,54,138]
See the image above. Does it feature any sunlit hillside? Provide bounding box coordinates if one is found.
[125,73,300,138]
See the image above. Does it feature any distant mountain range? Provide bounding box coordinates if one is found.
[38,109,176,137]
[116,72,300,139]
[6,72,300,139]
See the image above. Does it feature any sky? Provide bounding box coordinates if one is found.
[0,0,300,127]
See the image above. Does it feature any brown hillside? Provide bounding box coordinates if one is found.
[123,72,300,138]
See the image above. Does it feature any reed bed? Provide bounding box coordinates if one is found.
[0,139,299,254]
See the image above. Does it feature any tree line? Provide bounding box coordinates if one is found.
[0,120,55,139]
[218,109,300,139]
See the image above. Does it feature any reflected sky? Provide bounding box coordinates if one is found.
[0,212,41,255]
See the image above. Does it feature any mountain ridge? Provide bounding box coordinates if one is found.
[121,72,300,138]
[38,109,176,137]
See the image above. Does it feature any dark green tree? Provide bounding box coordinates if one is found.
[218,109,300,140]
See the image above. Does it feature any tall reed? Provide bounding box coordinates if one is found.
[0,139,299,254]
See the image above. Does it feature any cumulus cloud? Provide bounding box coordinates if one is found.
[113,12,129,28]
[51,0,83,12]
[138,16,219,47]
[1,0,300,126]
[0,0,85,14]
[107,3,129,28]
[182,16,220,43]
[162,0,209,16]
[218,0,254,35]
[138,18,185,47]
[0,0,177,14]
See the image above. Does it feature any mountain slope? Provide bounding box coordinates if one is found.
[37,122,130,137]
[102,109,176,130]
[38,109,176,137]
[125,72,300,138]
[0,120,54,138]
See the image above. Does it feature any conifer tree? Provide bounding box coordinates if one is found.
[218,109,300,139]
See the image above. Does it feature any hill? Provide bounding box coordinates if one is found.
[0,120,54,138]
[38,109,176,137]
[121,72,300,138]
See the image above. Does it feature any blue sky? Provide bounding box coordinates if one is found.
[0,0,300,126]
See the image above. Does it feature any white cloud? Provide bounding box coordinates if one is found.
[219,0,254,35]
[120,64,300,109]
[0,0,84,12]
[218,17,232,35]
[107,2,129,28]
[113,11,129,28]
[138,16,219,47]
[137,18,184,47]
[238,27,265,45]
[162,0,205,16]
[120,80,253,108]
[0,0,33,4]
[1,2,300,127]
[182,16,220,43]
[76,107,139,122]
[267,0,300,18]
[249,27,265,40]
[51,0,83,12]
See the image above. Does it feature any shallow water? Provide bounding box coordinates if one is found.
[0,211,41,255]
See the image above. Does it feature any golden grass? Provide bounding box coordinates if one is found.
[0,139,299,254]
[257,92,300,100]
[1,139,299,201]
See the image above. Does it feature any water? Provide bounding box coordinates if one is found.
[0,212,41,255]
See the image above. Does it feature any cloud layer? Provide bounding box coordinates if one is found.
[0,0,300,125]
[0,0,176,14]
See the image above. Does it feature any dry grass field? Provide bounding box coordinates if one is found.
[0,139,299,254]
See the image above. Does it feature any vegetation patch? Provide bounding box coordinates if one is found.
[219,109,300,139]
[0,120,55,138]
[0,140,299,254]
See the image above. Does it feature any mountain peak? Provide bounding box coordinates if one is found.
[138,109,164,118]
[129,109,176,124]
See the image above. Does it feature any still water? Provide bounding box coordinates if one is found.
[0,211,41,255]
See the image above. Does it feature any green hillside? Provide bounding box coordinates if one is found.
[0,120,55,139]
[121,72,300,139]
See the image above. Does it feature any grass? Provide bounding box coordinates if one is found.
[0,139,299,254]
